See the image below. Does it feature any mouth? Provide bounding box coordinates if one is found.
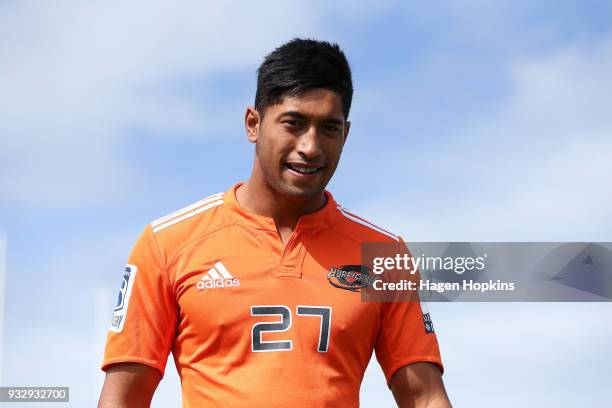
[285,162,325,177]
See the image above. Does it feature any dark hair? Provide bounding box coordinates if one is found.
[255,38,353,120]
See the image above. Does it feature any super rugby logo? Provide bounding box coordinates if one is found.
[327,265,375,292]
[110,264,138,333]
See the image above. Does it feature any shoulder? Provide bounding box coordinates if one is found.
[150,192,225,233]
[147,192,230,255]
[332,202,401,244]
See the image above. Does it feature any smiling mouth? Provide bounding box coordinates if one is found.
[285,163,324,175]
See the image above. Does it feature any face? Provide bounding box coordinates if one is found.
[245,88,350,201]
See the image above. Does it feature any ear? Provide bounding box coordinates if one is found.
[245,106,260,143]
[343,120,351,145]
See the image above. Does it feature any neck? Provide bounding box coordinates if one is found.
[236,177,327,231]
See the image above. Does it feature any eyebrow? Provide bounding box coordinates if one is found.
[279,111,344,125]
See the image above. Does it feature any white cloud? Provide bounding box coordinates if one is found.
[0,0,324,207]
[432,302,612,407]
[351,34,612,241]
[510,39,612,138]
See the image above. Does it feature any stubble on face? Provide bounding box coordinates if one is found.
[252,89,348,204]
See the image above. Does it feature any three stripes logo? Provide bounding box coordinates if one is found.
[197,261,240,290]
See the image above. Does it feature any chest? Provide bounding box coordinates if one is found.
[169,226,382,353]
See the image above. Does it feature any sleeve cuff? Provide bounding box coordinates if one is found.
[101,357,166,377]
[384,356,444,387]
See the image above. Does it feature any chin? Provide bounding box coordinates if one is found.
[278,183,324,201]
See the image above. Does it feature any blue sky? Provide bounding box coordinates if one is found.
[1,1,612,406]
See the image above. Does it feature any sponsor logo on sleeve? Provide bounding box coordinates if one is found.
[110,264,138,333]
[420,300,435,333]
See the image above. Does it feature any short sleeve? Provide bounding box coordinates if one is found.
[374,238,444,386]
[101,225,177,376]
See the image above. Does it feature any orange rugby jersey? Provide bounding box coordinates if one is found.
[102,183,443,407]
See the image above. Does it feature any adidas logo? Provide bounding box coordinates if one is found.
[196,261,240,290]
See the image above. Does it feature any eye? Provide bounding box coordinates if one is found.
[282,120,301,128]
[323,124,342,136]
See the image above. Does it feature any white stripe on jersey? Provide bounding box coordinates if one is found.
[337,205,399,241]
[151,193,223,227]
[152,199,223,233]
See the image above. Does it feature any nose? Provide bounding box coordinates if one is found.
[296,126,323,159]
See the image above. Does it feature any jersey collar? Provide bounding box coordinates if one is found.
[223,182,337,231]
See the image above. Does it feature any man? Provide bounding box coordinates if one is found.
[99,38,451,407]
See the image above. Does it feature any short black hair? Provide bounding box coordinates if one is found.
[255,38,353,120]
